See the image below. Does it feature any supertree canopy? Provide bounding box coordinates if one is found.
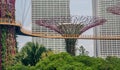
[36,16,107,55]
[0,0,15,19]
[0,0,16,69]
[107,3,120,15]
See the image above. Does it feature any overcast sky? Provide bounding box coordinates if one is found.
[70,0,93,56]
[16,0,94,56]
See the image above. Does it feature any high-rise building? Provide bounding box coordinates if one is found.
[93,0,120,58]
[31,0,70,52]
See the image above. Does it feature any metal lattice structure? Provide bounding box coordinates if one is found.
[0,0,16,69]
[1,0,120,68]
[35,16,107,55]
[0,0,15,19]
[35,16,106,37]
[107,3,120,15]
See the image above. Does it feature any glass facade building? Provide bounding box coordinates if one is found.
[93,0,120,58]
[31,0,70,52]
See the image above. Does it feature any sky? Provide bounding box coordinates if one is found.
[16,0,94,56]
[16,0,32,50]
[70,0,93,56]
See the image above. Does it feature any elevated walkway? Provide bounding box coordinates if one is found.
[1,18,120,40]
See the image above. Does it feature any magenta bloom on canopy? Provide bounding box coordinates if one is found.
[0,0,15,18]
[107,3,120,15]
[35,16,106,56]
[35,16,106,35]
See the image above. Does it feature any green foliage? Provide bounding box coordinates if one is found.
[35,53,91,70]
[6,63,36,70]
[35,53,117,70]
[7,52,120,70]
[1,28,7,70]
[105,56,120,70]
[7,63,29,70]
[65,39,77,56]
[78,45,89,56]
[41,49,54,59]
[74,55,114,70]
[19,42,46,66]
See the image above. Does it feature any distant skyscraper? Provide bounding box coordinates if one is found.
[31,0,70,52]
[93,0,120,58]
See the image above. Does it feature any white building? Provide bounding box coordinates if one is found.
[31,0,70,52]
[93,0,120,58]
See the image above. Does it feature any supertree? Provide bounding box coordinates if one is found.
[35,16,107,56]
[107,3,120,15]
[0,0,16,69]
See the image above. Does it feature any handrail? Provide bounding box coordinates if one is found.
[1,21,120,40]
[0,18,15,23]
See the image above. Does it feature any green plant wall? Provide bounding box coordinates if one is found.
[0,26,17,70]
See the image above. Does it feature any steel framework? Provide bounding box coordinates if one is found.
[35,16,107,55]
[107,3,120,15]
[1,0,120,68]
[0,0,16,69]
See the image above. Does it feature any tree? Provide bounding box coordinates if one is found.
[78,46,89,56]
[107,3,120,15]
[35,16,106,56]
[7,52,120,70]
[41,49,54,59]
[105,56,120,70]
[35,52,91,70]
[19,42,46,66]
[0,0,16,69]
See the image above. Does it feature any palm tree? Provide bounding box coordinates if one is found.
[19,42,46,66]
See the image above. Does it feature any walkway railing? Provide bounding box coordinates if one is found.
[0,18,120,40]
[0,18,15,23]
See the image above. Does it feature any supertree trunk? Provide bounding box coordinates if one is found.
[0,0,16,69]
[0,27,2,70]
[65,39,77,56]
[35,16,106,56]
[0,25,16,70]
